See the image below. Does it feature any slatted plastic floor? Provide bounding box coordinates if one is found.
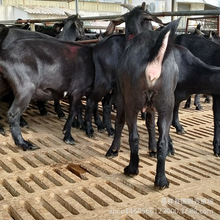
[0,97,219,220]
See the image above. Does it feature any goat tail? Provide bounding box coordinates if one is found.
[0,27,9,50]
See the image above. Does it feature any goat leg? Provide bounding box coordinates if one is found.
[37,101,48,115]
[106,93,124,158]
[93,104,105,132]
[54,100,65,118]
[102,93,115,137]
[212,95,220,157]
[194,94,202,110]
[184,96,191,109]
[8,97,38,151]
[172,103,185,134]
[154,110,171,189]
[124,110,139,176]
[146,111,157,157]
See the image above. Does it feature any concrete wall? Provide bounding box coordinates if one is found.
[0,5,27,20]
[2,0,123,16]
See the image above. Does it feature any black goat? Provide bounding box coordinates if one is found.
[0,14,85,134]
[183,25,216,110]
[0,27,94,151]
[106,19,180,189]
[106,18,220,189]
[84,2,166,137]
[171,34,220,156]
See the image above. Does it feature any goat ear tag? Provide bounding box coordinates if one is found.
[145,31,170,87]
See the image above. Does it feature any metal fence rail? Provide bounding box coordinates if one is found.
[0,10,220,25]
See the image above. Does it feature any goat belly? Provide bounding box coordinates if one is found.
[33,88,64,101]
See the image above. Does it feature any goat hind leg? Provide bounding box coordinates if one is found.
[194,94,202,110]
[146,111,157,157]
[102,92,115,137]
[124,110,139,176]
[54,100,65,118]
[154,111,172,189]
[93,104,105,133]
[8,95,38,151]
[37,101,48,115]
[184,96,191,109]
[106,93,125,158]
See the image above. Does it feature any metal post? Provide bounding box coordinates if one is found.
[30,23,35,31]
[171,0,175,21]
[75,0,79,16]
[218,15,220,37]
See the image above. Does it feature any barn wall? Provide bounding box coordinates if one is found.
[2,0,122,14]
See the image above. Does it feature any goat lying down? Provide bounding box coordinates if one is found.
[0,27,94,150]
[106,18,220,189]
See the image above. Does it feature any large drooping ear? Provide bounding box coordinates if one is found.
[103,15,125,36]
[145,18,180,85]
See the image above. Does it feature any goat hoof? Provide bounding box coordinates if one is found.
[86,130,94,138]
[149,151,157,158]
[107,128,115,137]
[184,104,190,109]
[79,124,85,130]
[124,166,139,176]
[39,109,48,116]
[106,149,118,158]
[22,141,39,151]
[63,136,75,145]
[154,177,169,190]
[20,120,28,128]
[29,145,40,151]
[204,99,211,103]
[0,128,5,136]
[98,126,106,133]
[58,112,65,118]
[85,127,94,138]
[214,153,219,157]
[196,106,202,110]
[167,151,175,156]
[87,133,94,138]
[176,130,185,135]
